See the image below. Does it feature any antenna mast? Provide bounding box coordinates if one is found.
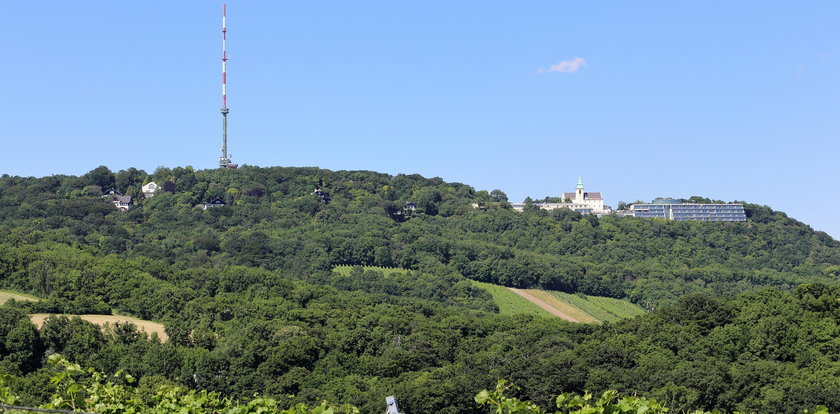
[219,3,237,168]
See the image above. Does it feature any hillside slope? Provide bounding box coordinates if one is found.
[0,166,839,413]
[1,165,837,306]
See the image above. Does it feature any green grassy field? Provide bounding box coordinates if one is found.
[332,266,644,323]
[333,265,408,277]
[585,295,647,319]
[332,266,551,316]
[470,281,553,317]
[0,289,40,304]
[522,289,600,322]
[547,291,645,322]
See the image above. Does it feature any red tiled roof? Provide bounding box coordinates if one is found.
[585,192,602,200]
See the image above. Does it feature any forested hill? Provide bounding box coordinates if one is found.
[3,165,840,413]
[1,165,838,305]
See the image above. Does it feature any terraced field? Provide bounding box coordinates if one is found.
[548,291,646,322]
[512,289,600,323]
[471,281,553,317]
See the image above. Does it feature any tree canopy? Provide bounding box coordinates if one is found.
[0,165,838,413]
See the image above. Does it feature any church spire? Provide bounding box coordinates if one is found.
[576,176,584,190]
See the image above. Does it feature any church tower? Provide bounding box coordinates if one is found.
[575,177,584,202]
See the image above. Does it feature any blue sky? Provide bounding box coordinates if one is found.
[5,1,840,239]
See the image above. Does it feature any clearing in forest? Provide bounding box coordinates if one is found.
[547,291,646,322]
[332,265,408,277]
[29,314,169,342]
[0,290,40,304]
[471,281,554,317]
[510,289,600,323]
[331,266,644,323]
[471,280,644,323]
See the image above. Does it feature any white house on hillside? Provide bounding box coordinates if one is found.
[112,195,132,211]
[142,182,159,198]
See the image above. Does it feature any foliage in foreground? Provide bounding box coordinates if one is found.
[0,354,358,414]
[4,358,836,414]
[475,380,831,414]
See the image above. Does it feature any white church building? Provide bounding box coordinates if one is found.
[562,177,605,212]
[511,178,609,215]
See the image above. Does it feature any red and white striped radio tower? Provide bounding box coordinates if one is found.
[218,3,237,168]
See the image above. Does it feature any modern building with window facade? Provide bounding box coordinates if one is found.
[630,203,746,221]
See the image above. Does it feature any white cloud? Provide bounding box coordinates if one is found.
[538,57,587,74]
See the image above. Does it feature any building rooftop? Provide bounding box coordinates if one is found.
[563,192,602,200]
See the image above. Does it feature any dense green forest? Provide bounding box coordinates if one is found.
[1,165,840,413]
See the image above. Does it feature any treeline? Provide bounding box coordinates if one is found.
[0,354,360,414]
[3,356,835,414]
[4,280,840,412]
[475,381,834,414]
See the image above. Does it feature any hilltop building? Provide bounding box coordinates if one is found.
[629,202,746,221]
[508,178,745,222]
[511,178,610,215]
[563,177,605,212]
